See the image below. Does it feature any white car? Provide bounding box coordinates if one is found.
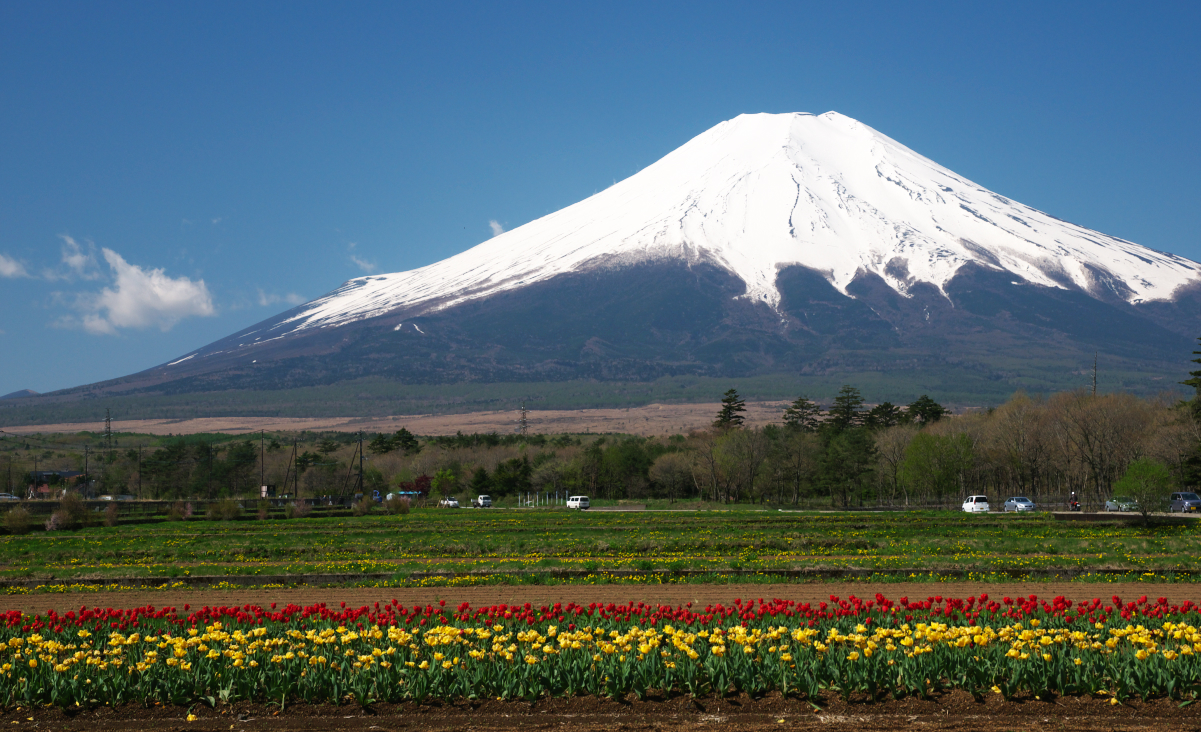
[1002,496,1036,512]
[438,497,460,508]
[473,495,492,508]
[962,495,990,513]
[567,495,590,510]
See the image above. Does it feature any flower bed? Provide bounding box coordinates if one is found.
[1,593,1200,708]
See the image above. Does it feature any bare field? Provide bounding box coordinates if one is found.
[4,401,791,437]
[3,581,1192,616]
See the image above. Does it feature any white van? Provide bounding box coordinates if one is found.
[567,496,590,510]
[962,495,990,513]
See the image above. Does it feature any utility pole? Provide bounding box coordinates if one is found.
[260,430,265,497]
[358,431,364,493]
[519,401,528,436]
[103,409,112,493]
[1092,352,1097,397]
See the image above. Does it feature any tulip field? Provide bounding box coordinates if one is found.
[3,592,1201,709]
[4,508,1201,588]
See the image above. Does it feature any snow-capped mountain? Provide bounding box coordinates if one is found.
[244,111,1199,342]
[67,113,1201,400]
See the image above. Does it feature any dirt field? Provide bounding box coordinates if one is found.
[3,401,791,437]
[8,691,1201,731]
[3,581,1191,615]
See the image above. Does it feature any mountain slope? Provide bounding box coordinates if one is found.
[223,112,1198,342]
[31,112,1201,404]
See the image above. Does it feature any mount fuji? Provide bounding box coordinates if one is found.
[60,113,1201,399]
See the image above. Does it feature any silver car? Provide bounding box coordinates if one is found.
[1169,492,1201,513]
[1002,496,1036,512]
[1104,496,1138,512]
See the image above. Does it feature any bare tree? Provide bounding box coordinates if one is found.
[875,424,918,505]
[649,452,692,503]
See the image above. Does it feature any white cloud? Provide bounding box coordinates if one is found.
[257,289,305,307]
[48,236,100,280]
[71,249,215,335]
[0,253,28,278]
[489,220,505,237]
[350,254,377,274]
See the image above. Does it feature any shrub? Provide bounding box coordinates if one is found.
[103,503,119,528]
[352,496,375,517]
[206,499,243,522]
[167,501,187,521]
[52,493,90,530]
[384,496,411,515]
[3,507,31,535]
[284,500,311,519]
[257,500,270,521]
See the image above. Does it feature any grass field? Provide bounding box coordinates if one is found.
[2,508,1200,587]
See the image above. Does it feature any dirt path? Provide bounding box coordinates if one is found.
[2,581,1190,615]
[8,692,1201,731]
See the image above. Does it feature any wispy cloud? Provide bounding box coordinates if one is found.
[46,236,101,280]
[350,254,377,274]
[489,220,505,237]
[63,249,215,335]
[346,244,376,273]
[0,253,28,278]
[257,289,305,307]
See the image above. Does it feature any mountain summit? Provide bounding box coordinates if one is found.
[240,112,1201,339]
[69,113,1201,399]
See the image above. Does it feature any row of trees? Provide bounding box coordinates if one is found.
[5,382,1198,509]
[427,387,1198,509]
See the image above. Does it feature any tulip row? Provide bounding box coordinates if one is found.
[1,593,1200,707]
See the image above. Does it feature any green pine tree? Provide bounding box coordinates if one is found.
[827,385,864,432]
[1182,337,1201,397]
[865,401,904,429]
[783,395,822,432]
[906,395,948,425]
[714,389,747,428]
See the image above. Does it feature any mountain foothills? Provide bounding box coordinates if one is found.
[12,112,1201,414]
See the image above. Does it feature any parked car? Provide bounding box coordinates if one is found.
[1105,496,1139,512]
[567,495,590,510]
[1002,497,1036,512]
[0,493,19,502]
[473,495,492,508]
[961,495,990,513]
[1169,492,1201,513]
[438,497,460,508]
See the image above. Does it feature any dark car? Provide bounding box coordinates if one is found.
[1170,492,1201,513]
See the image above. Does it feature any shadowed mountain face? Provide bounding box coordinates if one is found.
[54,260,1192,399]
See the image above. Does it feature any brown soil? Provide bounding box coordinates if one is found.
[7,690,1201,731]
[2,581,1192,615]
[3,402,791,438]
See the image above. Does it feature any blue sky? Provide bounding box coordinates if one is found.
[1,1,1199,395]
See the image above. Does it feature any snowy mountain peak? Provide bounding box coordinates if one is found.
[270,112,1201,335]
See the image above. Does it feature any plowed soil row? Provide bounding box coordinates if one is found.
[8,691,1201,731]
[2,581,1192,615]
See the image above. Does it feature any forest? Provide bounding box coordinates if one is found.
[4,384,1199,510]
